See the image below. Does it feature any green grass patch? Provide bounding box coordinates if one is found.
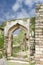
[13,47,21,53]
[8,62,29,65]
[30,62,34,65]
[8,62,34,65]
[13,53,18,57]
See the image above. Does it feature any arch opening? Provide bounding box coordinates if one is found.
[6,23,29,61]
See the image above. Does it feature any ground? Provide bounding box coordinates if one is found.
[8,61,34,65]
[7,60,34,65]
[8,62,29,65]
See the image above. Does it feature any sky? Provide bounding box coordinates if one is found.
[0,0,43,24]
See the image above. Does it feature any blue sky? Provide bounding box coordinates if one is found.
[0,0,43,24]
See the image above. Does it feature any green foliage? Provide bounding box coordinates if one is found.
[13,29,26,45]
[0,33,4,49]
[13,53,18,57]
[8,62,29,65]
[18,29,26,42]
[30,17,35,37]
[13,29,27,57]
[36,4,41,11]
[0,22,6,28]
[23,18,28,22]
[13,47,21,53]
[13,46,21,57]
[13,36,19,45]
[0,51,3,58]
[30,62,34,65]
[30,17,35,31]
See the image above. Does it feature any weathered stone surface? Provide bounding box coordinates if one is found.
[35,4,43,65]
[0,57,8,65]
[4,19,30,57]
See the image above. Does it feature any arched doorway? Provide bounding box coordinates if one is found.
[7,23,29,56]
[4,20,30,59]
[12,27,29,59]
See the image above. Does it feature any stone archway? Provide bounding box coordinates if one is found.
[4,19,30,57]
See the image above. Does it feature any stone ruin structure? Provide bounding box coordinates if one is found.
[4,19,30,57]
[3,4,43,64]
[35,4,43,65]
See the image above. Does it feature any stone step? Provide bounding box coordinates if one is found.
[35,24,43,26]
[36,16,43,20]
[35,28,43,30]
[8,57,29,62]
[39,14,43,16]
[35,37,43,38]
[36,12,43,15]
[35,30,42,32]
[35,31,43,35]
[35,27,43,28]
[40,5,43,8]
[39,8,43,11]
[35,36,43,38]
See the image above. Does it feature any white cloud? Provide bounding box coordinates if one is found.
[9,0,36,19]
[29,9,36,17]
[12,0,43,12]
[16,9,30,19]
[17,0,23,4]
[1,12,16,22]
[12,2,20,12]
[4,12,15,20]
[1,0,43,23]
[12,0,43,19]
[12,0,33,12]
[3,8,35,20]
[12,0,33,18]
[35,0,43,3]
[24,0,33,7]
[12,0,23,12]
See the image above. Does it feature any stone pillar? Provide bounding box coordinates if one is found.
[4,36,8,57]
[35,4,43,65]
[7,32,12,57]
[30,19,35,62]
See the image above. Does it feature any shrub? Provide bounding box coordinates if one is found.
[0,51,3,58]
[0,33,4,49]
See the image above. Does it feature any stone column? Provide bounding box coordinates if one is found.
[7,32,12,57]
[30,19,35,62]
[4,36,8,57]
[35,4,43,65]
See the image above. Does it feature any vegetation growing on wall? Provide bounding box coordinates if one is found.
[0,22,6,28]
[13,29,27,57]
[0,32,4,49]
[30,17,35,37]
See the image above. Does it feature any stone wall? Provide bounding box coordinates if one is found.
[35,4,43,65]
[4,19,30,57]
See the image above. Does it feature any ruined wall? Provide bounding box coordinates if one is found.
[35,4,43,65]
[4,19,30,57]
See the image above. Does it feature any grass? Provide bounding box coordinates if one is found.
[8,62,34,65]
[8,62,29,65]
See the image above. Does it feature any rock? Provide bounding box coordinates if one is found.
[0,57,8,65]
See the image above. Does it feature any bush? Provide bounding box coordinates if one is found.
[0,34,4,49]
[13,53,17,57]
[0,51,3,58]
